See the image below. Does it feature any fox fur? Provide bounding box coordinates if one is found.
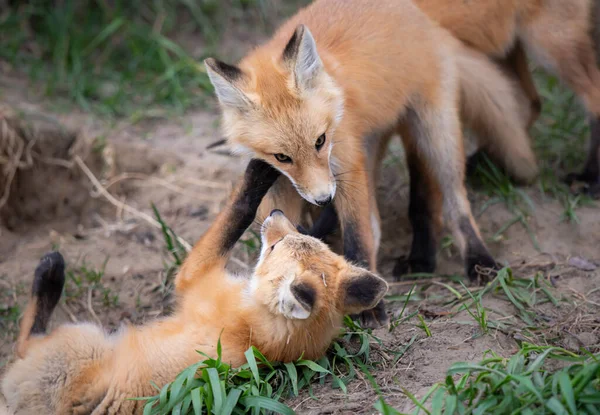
[204,0,505,326]
[1,160,388,415]
[254,0,600,282]
[414,0,600,192]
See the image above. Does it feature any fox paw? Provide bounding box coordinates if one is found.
[350,301,389,330]
[466,255,500,284]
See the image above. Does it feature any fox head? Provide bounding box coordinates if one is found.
[205,25,344,206]
[250,209,388,322]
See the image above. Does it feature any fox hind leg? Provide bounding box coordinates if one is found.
[402,101,497,282]
[392,122,441,279]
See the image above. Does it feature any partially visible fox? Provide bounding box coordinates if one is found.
[203,0,534,327]
[1,160,388,414]
[414,0,600,195]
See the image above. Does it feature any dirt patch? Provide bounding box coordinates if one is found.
[0,106,105,232]
[0,79,599,414]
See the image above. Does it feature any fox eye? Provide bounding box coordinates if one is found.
[315,134,326,151]
[270,238,283,252]
[274,153,292,163]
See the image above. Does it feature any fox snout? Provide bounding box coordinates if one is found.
[300,179,336,207]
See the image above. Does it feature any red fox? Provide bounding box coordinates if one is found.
[1,160,388,414]
[413,0,600,196]
[255,0,600,286]
[203,0,543,326]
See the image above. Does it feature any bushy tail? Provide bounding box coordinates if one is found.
[456,42,539,184]
[16,251,65,358]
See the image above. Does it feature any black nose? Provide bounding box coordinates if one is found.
[315,196,332,207]
[270,209,284,217]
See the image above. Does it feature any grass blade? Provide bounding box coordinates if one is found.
[284,362,299,396]
[558,371,576,414]
[240,396,295,415]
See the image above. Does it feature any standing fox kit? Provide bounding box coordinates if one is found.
[2,160,388,414]
[252,0,600,286]
[205,0,502,327]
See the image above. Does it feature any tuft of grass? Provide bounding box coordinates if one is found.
[405,344,600,415]
[152,203,189,295]
[532,69,596,222]
[141,318,408,414]
[470,154,540,249]
[459,282,489,335]
[153,203,188,268]
[65,257,119,307]
[139,340,301,415]
[446,267,562,337]
[0,0,264,118]
[0,280,26,342]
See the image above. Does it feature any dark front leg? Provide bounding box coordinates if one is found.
[566,118,600,198]
[176,159,280,284]
[297,204,339,241]
[336,196,389,329]
[342,220,371,269]
[393,142,438,279]
[218,159,282,256]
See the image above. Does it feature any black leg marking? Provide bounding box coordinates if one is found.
[458,217,498,283]
[219,159,281,256]
[342,213,388,329]
[566,118,600,198]
[393,152,437,280]
[342,220,370,269]
[31,251,66,334]
[302,204,339,240]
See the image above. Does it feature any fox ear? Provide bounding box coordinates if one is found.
[204,58,252,110]
[282,25,323,90]
[341,266,388,314]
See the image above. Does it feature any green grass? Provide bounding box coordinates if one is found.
[65,257,120,308]
[136,264,595,414]
[531,69,596,223]
[0,280,26,343]
[397,344,600,415]
[153,203,189,294]
[140,317,401,414]
[469,154,540,249]
[0,0,267,118]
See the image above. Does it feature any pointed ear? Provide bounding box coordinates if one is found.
[204,58,252,110]
[282,25,323,90]
[341,266,388,314]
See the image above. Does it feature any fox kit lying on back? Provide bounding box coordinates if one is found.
[2,160,388,414]
[204,0,522,326]
[414,0,600,196]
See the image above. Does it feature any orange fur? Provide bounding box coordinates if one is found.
[205,0,500,319]
[251,0,600,281]
[416,0,600,128]
[2,175,387,414]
